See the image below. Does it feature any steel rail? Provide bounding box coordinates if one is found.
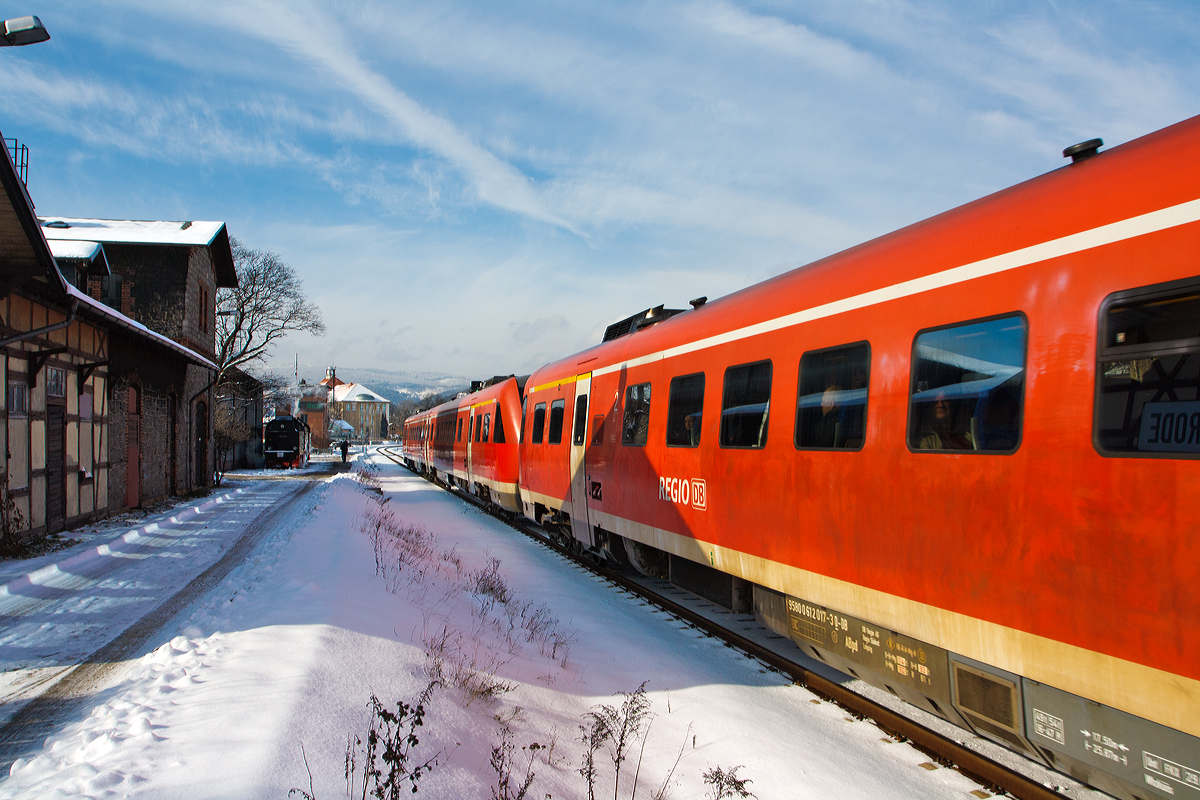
[373,446,1069,800]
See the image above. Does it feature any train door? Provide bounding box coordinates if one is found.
[569,374,593,547]
[466,406,475,490]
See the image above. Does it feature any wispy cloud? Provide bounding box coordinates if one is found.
[172,0,579,232]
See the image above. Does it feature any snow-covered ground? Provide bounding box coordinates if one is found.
[0,454,991,799]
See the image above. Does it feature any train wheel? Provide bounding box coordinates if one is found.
[623,538,669,579]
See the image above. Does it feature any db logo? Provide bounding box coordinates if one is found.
[659,477,707,511]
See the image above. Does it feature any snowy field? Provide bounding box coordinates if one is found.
[0,454,990,799]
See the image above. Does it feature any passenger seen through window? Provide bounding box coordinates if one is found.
[623,383,652,446]
[907,316,1026,452]
[666,373,704,447]
[795,344,869,449]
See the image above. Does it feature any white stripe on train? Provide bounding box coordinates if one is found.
[593,196,1200,378]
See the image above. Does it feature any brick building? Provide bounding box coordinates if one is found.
[1,132,216,537]
[41,218,236,501]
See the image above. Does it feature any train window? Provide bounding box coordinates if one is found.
[622,382,652,445]
[548,399,566,444]
[720,361,772,448]
[457,418,463,442]
[520,397,527,444]
[531,403,547,444]
[475,414,483,442]
[907,315,1026,453]
[494,408,506,443]
[483,414,491,442]
[666,373,704,447]
[1096,277,1200,456]
[572,395,588,445]
[795,344,870,450]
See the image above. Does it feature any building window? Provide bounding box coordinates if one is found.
[1096,277,1200,455]
[795,344,870,450]
[666,373,704,447]
[99,275,122,309]
[46,366,66,398]
[199,284,209,333]
[908,315,1026,452]
[531,402,547,444]
[720,361,772,448]
[8,383,27,416]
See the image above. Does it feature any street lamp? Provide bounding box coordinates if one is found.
[1,16,49,47]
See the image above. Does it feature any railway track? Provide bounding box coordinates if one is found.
[372,445,1084,800]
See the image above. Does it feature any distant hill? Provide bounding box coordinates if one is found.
[312,368,470,404]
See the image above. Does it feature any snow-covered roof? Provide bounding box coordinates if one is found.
[40,218,226,247]
[332,383,389,404]
[65,284,217,370]
[47,239,102,260]
[39,217,238,288]
[330,419,355,432]
[47,239,110,276]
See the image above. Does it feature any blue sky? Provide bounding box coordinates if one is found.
[2,1,1197,383]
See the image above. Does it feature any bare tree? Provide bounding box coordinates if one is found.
[213,401,252,485]
[215,239,325,384]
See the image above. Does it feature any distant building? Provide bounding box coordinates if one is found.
[296,380,331,449]
[330,382,389,441]
[319,366,345,389]
[329,418,354,443]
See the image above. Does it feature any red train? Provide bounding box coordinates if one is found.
[403,376,524,513]
[406,115,1200,800]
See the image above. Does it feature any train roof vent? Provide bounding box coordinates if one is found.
[1063,138,1103,162]
[602,304,685,342]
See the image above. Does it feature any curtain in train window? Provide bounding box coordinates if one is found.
[796,344,870,450]
[622,382,652,446]
[531,403,547,444]
[1096,280,1200,454]
[907,316,1026,452]
[666,373,704,447]
[549,399,566,444]
[720,361,772,448]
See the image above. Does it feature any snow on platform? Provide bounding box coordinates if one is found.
[0,456,989,799]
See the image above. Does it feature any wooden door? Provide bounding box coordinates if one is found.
[124,386,140,508]
[47,406,65,530]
